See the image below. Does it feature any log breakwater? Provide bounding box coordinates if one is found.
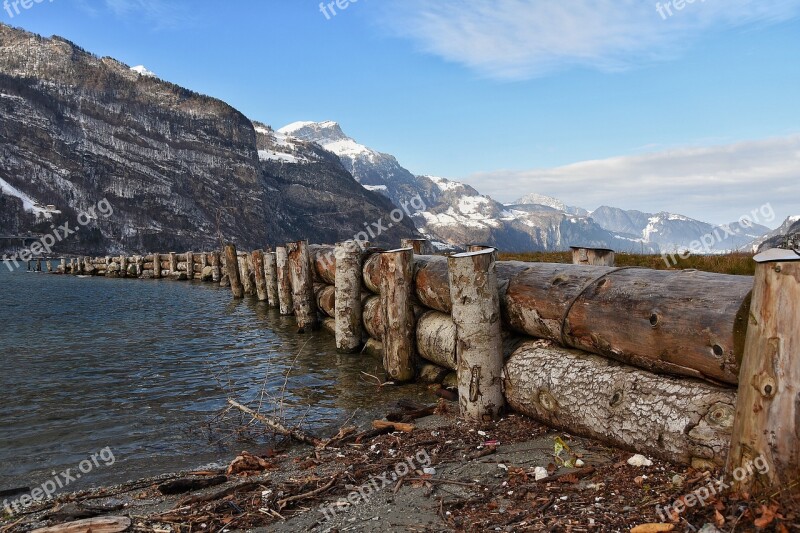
[49,242,800,494]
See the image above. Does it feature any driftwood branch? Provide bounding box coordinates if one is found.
[227,399,322,447]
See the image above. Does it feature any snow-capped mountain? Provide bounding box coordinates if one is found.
[589,206,770,253]
[130,65,156,78]
[512,193,588,216]
[753,216,800,252]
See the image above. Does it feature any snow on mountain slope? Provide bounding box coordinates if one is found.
[130,65,156,78]
[752,215,800,252]
[254,123,315,164]
[512,193,588,216]
[0,176,59,219]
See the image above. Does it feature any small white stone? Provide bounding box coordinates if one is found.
[627,454,653,467]
[534,466,548,480]
[575,459,585,467]
[497,463,508,471]
[423,467,436,475]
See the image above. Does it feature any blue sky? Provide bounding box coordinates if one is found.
[3,0,799,225]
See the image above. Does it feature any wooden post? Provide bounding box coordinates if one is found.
[275,246,294,315]
[224,244,244,298]
[287,240,317,331]
[211,251,221,283]
[152,253,161,278]
[120,255,128,278]
[265,252,279,307]
[36,258,41,272]
[401,238,432,255]
[379,248,416,382]
[238,253,256,295]
[186,252,194,280]
[251,250,268,301]
[169,252,177,275]
[45,260,52,272]
[726,249,800,495]
[466,244,494,253]
[334,240,364,353]
[60,258,66,273]
[448,248,505,420]
[570,246,615,266]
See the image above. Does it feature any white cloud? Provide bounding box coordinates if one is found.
[467,135,800,226]
[377,0,800,79]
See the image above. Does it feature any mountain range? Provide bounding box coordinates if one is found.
[0,24,793,256]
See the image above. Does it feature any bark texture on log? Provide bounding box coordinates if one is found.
[311,245,337,284]
[335,241,364,353]
[727,259,800,495]
[363,338,384,358]
[251,250,268,301]
[401,238,433,255]
[416,311,457,370]
[362,253,381,294]
[264,252,279,307]
[239,254,256,296]
[211,251,221,283]
[379,249,416,382]
[448,249,505,420]
[316,284,336,318]
[504,340,736,466]
[224,245,243,298]
[362,295,383,341]
[275,247,294,315]
[152,253,161,279]
[287,240,317,331]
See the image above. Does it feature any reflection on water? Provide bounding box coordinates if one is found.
[0,266,432,490]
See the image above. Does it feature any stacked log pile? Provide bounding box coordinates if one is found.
[50,240,800,489]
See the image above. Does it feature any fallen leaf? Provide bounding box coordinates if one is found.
[754,504,776,528]
[714,509,725,527]
[630,524,675,533]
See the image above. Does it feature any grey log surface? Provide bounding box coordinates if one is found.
[224,244,243,298]
[239,254,256,296]
[379,248,416,382]
[334,241,364,353]
[416,311,457,370]
[251,250,268,301]
[362,295,383,342]
[448,249,505,420]
[571,247,615,266]
[152,253,161,279]
[264,252,279,307]
[364,256,751,385]
[316,284,336,318]
[275,246,294,315]
[726,256,800,495]
[504,340,736,466]
[287,240,317,330]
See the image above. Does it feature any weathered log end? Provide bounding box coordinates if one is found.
[570,246,615,266]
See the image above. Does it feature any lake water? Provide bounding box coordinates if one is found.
[0,264,431,493]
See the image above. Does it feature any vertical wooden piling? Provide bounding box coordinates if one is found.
[571,246,615,267]
[448,248,505,421]
[287,240,317,331]
[264,252,279,308]
[46,260,52,273]
[153,253,161,279]
[726,249,800,495]
[169,253,177,276]
[379,248,416,382]
[401,238,432,255]
[211,251,221,283]
[334,240,364,352]
[238,253,256,295]
[36,258,42,272]
[251,250,268,301]
[224,244,244,299]
[120,255,128,278]
[186,252,194,280]
[275,246,294,315]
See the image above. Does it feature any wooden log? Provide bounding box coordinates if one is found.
[372,420,415,433]
[46,260,52,272]
[379,248,416,382]
[251,249,268,301]
[275,246,294,315]
[416,310,457,370]
[30,517,132,533]
[362,295,383,341]
[36,258,41,272]
[264,252,279,307]
[311,244,337,284]
[335,241,364,353]
[186,252,193,278]
[238,253,256,296]
[504,340,736,466]
[571,246,615,266]
[448,249,505,420]
[120,255,128,278]
[365,254,453,312]
[726,251,800,495]
[224,244,244,298]
[401,238,433,255]
[316,284,336,318]
[362,253,382,294]
[363,338,384,358]
[506,265,751,385]
[467,244,494,253]
[287,241,317,331]
[321,316,336,336]
[168,252,177,275]
[211,251,221,283]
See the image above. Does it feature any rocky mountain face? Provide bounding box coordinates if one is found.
[589,206,770,253]
[0,25,415,255]
[755,216,800,252]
